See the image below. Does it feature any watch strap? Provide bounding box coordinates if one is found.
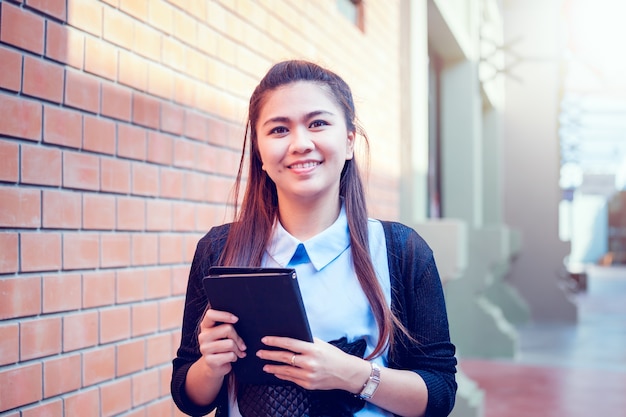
[359,362,381,399]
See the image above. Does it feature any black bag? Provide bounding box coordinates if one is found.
[238,337,367,417]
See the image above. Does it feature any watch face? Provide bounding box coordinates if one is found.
[363,384,377,396]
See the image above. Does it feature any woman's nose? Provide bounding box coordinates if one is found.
[288,126,313,153]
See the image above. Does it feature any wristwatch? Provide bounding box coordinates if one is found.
[359,362,381,399]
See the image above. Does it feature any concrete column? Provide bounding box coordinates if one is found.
[502,0,577,322]
[441,59,518,358]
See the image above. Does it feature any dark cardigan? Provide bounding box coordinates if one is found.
[171,221,457,417]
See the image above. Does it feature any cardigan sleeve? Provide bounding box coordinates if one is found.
[382,221,458,417]
[171,225,231,416]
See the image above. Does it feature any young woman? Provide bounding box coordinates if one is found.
[171,60,457,417]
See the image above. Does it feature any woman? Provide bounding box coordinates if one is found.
[171,60,457,417]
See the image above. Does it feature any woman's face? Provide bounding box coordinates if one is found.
[255,81,355,206]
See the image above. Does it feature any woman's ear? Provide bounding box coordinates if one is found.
[346,131,355,160]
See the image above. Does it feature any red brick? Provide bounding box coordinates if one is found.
[195,203,222,232]
[120,0,147,20]
[20,316,62,360]
[135,25,162,63]
[0,186,41,228]
[159,233,184,264]
[0,363,42,410]
[194,142,218,174]
[119,50,148,92]
[42,272,81,313]
[0,323,19,366]
[158,103,182,137]
[0,233,19,274]
[100,305,130,343]
[64,388,100,416]
[65,69,100,113]
[0,2,45,54]
[82,270,115,308]
[173,9,197,47]
[131,368,160,406]
[63,310,98,352]
[184,234,200,263]
[132,302,158,337]
[21,399,63,417]
[0,140,19,182]
[116,339,144,376]
[116,196,145,231]
[43,353,81,397]
[173,138,195,169]
[62,232,100,270]
[67,0,102,37]
[83,193,115,230]
[22,55,64,103]
[186,49,207,82]
[103,7,134,50]
[83,115,116,155]
[159,297,184,330]
[132,93,160,129]
[131,233,158,267]
[145,333,171,367]
[20,232,62,272]
[0,46,22,92]
[101,82,132,121]
[172,202,195,232]
[184,171,207,202]
[43,105,82,148]
[184,109,208,141]
[131,162,159,196]
[22,145,62,187]
[206,117,229,147]
[85,37,117,81]
[146,398,172,417]
[145,266,170,299]
[0,276,41,320]
[173,73,195,107]
[159,168,184,199]
[147,131,173,165]
[0,94,42,141]
[148,62,175,100]
[162,36,186,74]
[101,377,131,417]
[117,124,147,161]
[27,0,67,20]
[100,158,131,194]
[146,199,172,231]
[100,232,131,268]
[42,189,81,228]
[116,269,144,303]
[83,345,115,386]
[63,151,100,191]
[46,21,84,69]
[148,0,174,34]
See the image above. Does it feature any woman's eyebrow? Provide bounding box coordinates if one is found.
[261,110,335,127]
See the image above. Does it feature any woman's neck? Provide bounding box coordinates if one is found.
[277,195,342,241]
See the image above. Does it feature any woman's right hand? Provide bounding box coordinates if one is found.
[198,308,247,379]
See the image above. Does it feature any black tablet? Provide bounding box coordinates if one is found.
[202,266,313,384]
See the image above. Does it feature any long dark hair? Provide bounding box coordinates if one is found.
[220,60,396,359]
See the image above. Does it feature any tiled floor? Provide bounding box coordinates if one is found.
[460,265,626,417]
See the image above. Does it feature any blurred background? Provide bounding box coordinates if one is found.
[0,0,624,416]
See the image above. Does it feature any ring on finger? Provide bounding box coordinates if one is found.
[290,353,297,367]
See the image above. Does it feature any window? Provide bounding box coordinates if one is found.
[337,0,365,32]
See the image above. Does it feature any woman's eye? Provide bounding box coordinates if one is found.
[310,120,328,128]
[269,126,288,135]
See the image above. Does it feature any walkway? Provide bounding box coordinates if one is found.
[460,265,626,417]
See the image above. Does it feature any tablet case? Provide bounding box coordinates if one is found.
[202,267,313,384]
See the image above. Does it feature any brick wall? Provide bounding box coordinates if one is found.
[0,0,402,415]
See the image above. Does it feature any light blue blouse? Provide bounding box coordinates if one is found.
[229,206,393,417]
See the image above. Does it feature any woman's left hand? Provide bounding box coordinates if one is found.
[256,336,370,393]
